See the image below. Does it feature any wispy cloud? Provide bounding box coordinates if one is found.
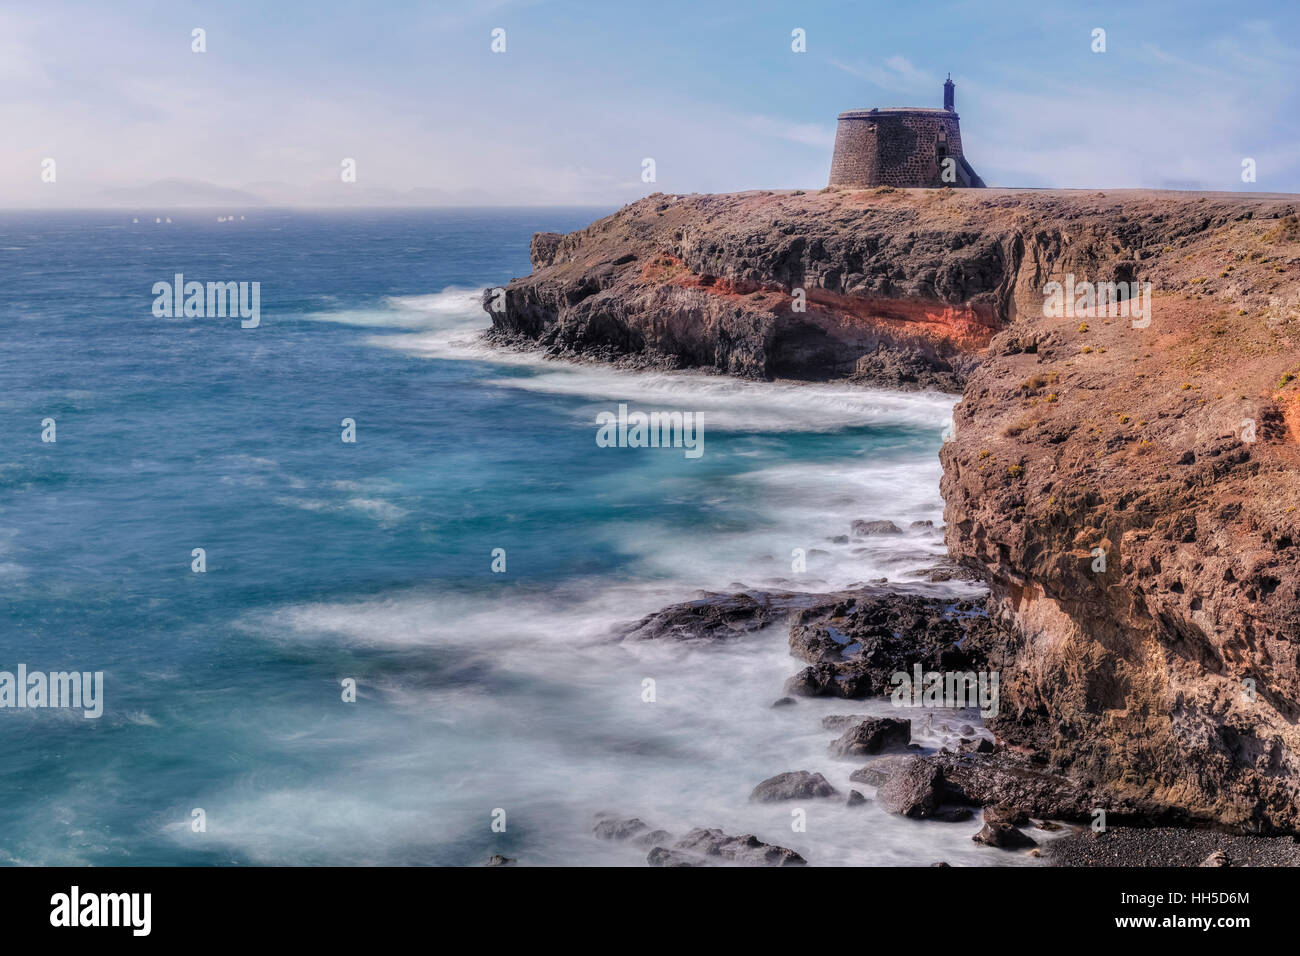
[740,115,835,149]
[829,55,938,99]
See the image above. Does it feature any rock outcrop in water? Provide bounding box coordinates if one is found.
[502,187,1300,835]
[749,770,838,802]
[648,828,807,867]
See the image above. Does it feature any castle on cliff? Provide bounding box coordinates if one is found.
[827,75,985,189]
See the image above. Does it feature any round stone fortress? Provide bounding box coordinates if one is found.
[828,75,985,189]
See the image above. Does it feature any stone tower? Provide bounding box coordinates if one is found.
[827,75,985,189]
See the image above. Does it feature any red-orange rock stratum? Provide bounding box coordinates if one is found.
[488,186,1300,831]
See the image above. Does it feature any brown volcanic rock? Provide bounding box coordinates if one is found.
[973,822,1037,850]
[620,588,849,642]
[876,757,945,818]
[490,189,1300,394]
[862,749,1186,825]
[667,828,807,867]
[485,188,1019,389]
[828,717,912,757]
[784,591,1001,698]
[499,188,1300,832]
[749,771,838,803]
[938,193,1300,832]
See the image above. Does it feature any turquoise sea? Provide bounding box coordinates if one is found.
[0,209,1000,865]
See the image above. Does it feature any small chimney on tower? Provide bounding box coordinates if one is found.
[944,73,955,111]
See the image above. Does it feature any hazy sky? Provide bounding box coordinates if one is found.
[6,0,1298,206]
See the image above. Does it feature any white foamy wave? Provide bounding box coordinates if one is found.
[226,582,1025,867]
[244,582,681,653]
[0,528,28,581]
[272,495,408,525]
[588,482,969,596]
[230,433,995,865]
[299,286,490,330]
[373,315,958,433]
[347,289,952,436]
[345,497,409,523]
[479,366,956,434]
[384,288,486,316]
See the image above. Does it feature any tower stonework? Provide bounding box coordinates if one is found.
[827,75,984,189]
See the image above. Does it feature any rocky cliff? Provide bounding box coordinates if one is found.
[488,186,1300,832]
[487,188,1016,390]
[937,193,1300,832]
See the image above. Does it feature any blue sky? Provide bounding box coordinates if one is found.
[5,0,1298,205]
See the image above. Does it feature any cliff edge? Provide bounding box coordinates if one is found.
[938,193,1300,832]
[486,187,1019,390]
[488,186,1300,831]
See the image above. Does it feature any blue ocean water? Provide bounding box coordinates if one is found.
[0,209,995,866]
